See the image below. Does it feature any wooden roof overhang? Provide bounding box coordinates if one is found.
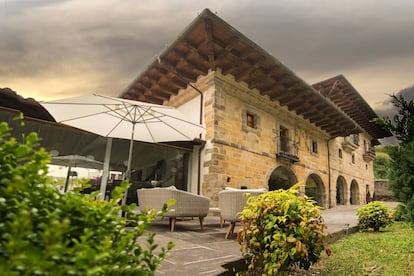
[312,75,392,142]
[120,9,361,137]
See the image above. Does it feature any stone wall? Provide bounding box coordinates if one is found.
[374,179,395,201]
[179,70,376,208]
[201,72,337,207]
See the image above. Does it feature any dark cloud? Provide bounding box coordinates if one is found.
[375,85,414,145]
[375,85,414,119]
[0,0,413,104]
[221,1,414,75]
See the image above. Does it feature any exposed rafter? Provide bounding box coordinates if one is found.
[313,75,391,139]
[119,9,370,138]
[204,18,216,70]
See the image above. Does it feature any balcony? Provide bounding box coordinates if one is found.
[276,136,299,163]
[341,136,358,153]
[363,148,376,162]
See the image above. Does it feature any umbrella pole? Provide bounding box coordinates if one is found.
[64,165,72,193]
[100,138,112,200]
[122,123,135,207]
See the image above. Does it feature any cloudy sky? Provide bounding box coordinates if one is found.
[1,0,413,113]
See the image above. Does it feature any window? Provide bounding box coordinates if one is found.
[339,149,343,158]
[280,126,289,153]
[311,139,318,154]
[246,112,256,129]
[242,109,260,134]
[352,154,355,164]
[351,134,359,145]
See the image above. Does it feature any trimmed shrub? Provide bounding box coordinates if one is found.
[238,184,328,275]
[0,121,173,275]
[357,201,393,232]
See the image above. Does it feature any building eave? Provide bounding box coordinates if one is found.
[312,75,392,140]
[120,9,361,137]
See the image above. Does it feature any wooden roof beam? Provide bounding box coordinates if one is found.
[182,40,210,64]
[286,95,310,110]
[172,49,208,76]
[204,18,216,69]
[276,92,297,105]
[301,104,331,118]
[249,72,273,88]
[308,109,337,124]
[317,119,354,134]
[237,56,266,83]
[125,87,144,98]
[159,58,197,84]
[149,83,177,97]
[255,81,278,95]
[295,100,325,116]
[214,36,240,61]
[144,89,170,101]
[158,72,186,89]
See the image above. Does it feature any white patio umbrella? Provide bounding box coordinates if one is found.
[50,155,104,192]
[41,94,204,199]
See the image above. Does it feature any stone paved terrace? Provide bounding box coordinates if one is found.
[140,202,398,275]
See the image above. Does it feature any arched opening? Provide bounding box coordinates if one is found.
[268,166,297,191]
[305,174,325,206]
[350,180,360,205]
[336,176,347,205]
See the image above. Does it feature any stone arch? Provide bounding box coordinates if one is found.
[268,166,297,191]
[305,173,325,207]
[350,180,360,205]
[336,176,347,205]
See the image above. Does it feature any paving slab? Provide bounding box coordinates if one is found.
[140,202,399,275]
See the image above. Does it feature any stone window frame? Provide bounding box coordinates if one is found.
[241,108,261,134]
[338,148,343,158]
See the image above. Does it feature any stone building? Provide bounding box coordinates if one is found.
[120,9,391,208]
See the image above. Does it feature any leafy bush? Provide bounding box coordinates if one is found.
[0,121,173,275]
[357,201,393,232]
[392,203,409,222]
[238,184,328,275]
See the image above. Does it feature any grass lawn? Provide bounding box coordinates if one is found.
[304,222,414,275]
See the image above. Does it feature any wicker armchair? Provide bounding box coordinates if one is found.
[137,187,210,232]
[218,188,266,238]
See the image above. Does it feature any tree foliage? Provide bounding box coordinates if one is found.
[375,94,414,224]
[0,121,173,275]
[375,94,414,144]
[373,151,392,179]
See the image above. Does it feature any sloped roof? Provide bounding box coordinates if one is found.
[120,8,362,137]
[0,88,55,121]
[312,75,392,140]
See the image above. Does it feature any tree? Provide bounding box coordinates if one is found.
[376,94,414,223]
[373,151,392,179]
[376,94,414,144]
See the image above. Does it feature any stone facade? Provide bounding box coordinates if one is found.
[119,10,389,210]
[178,70,377,208]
